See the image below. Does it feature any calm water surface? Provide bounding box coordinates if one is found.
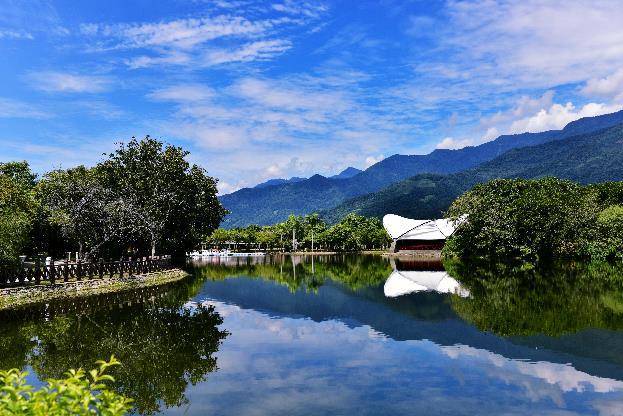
[2,254,623,415]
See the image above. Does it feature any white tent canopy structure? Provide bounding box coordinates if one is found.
[383,214,460,251]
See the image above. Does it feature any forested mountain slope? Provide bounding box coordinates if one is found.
[321,123,623,222]
[220,110,623,227]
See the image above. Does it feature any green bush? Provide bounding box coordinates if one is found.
[0,356,132,415]
[582,205,623,261]
[445,178,623,261]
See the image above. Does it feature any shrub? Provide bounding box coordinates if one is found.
[0,356,132,415]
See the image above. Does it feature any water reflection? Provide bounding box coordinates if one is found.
[384,258,470,298]
[3,255,623,415]
[0,281,228,415]
[445,259,623,336]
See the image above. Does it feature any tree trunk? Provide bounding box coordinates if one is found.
[151,239,156,258]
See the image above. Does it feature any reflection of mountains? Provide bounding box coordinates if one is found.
[191,255,623,383]
[384,258,470,298]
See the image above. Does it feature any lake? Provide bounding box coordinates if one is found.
[2,254,623,415]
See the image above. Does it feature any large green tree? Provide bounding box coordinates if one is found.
[97,136,226,256]
[445,178,602,260]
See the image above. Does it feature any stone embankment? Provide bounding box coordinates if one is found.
[0,269,189,310]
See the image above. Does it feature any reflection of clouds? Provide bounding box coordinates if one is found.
[442,345,623,394]
[166,300,623,416]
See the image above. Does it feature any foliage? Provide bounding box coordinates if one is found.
[37,166,116,259]
[1,137,225,262]
[582,205,623,261]
[97,136,226,257]
[445,177,623,260]
[445,178,600,259]
[205,213,390,252]
[0,173,38,269]
[0,161,37,188]
[0,356,132,415]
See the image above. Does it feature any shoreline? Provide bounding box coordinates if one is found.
[269,250,387,256]
[0,268,190,311]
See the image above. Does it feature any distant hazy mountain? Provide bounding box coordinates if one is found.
[330,167,362,180]
[220,110,623,228]
[254,176,307,189]
[321,122,623,223]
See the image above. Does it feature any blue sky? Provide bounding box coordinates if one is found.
[1,0,623,193]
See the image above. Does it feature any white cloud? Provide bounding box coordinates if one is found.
[81,6,323,69]
[28,72,111,93]
[481,91,555,128]
[272,1,327,18]
[217,180,246,195]
[125,52,192,69]
[581,69,623,101]
[87,15,272,50]
[364,154,384,168]
[435,137,474,150]
[0,29,33,39]
[508,101,623,134]
[0,98,52,119]
[203,39,292,65]
[444,0,623,89]
[148,84,215,102]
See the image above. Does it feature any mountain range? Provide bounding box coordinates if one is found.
[252,167,362,189]
[322,123,623,222]
[219,110,623,227]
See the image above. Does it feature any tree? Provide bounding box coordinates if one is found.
[0,161,37,188]
[445,178,602,260]
[37,166,114,259]
[97,137,226,256]
[0,175,37,268]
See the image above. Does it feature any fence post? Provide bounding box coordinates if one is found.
[49,258,56,285]
[64,259,69,282]
[77,259,82,281]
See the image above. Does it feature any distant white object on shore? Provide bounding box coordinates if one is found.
[383,214,457,241]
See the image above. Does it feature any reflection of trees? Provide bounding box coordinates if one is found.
[0,280,228,415]
[190,254,392,292]
[446,259,623,336]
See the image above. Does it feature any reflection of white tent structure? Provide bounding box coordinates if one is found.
[383,214,458,252]
[384,270,470,298]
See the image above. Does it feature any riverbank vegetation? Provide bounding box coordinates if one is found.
[206,213,391,252]
[444,177,623,261]
[0,136,225,270]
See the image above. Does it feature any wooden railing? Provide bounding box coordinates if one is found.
[0,256,172,288]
